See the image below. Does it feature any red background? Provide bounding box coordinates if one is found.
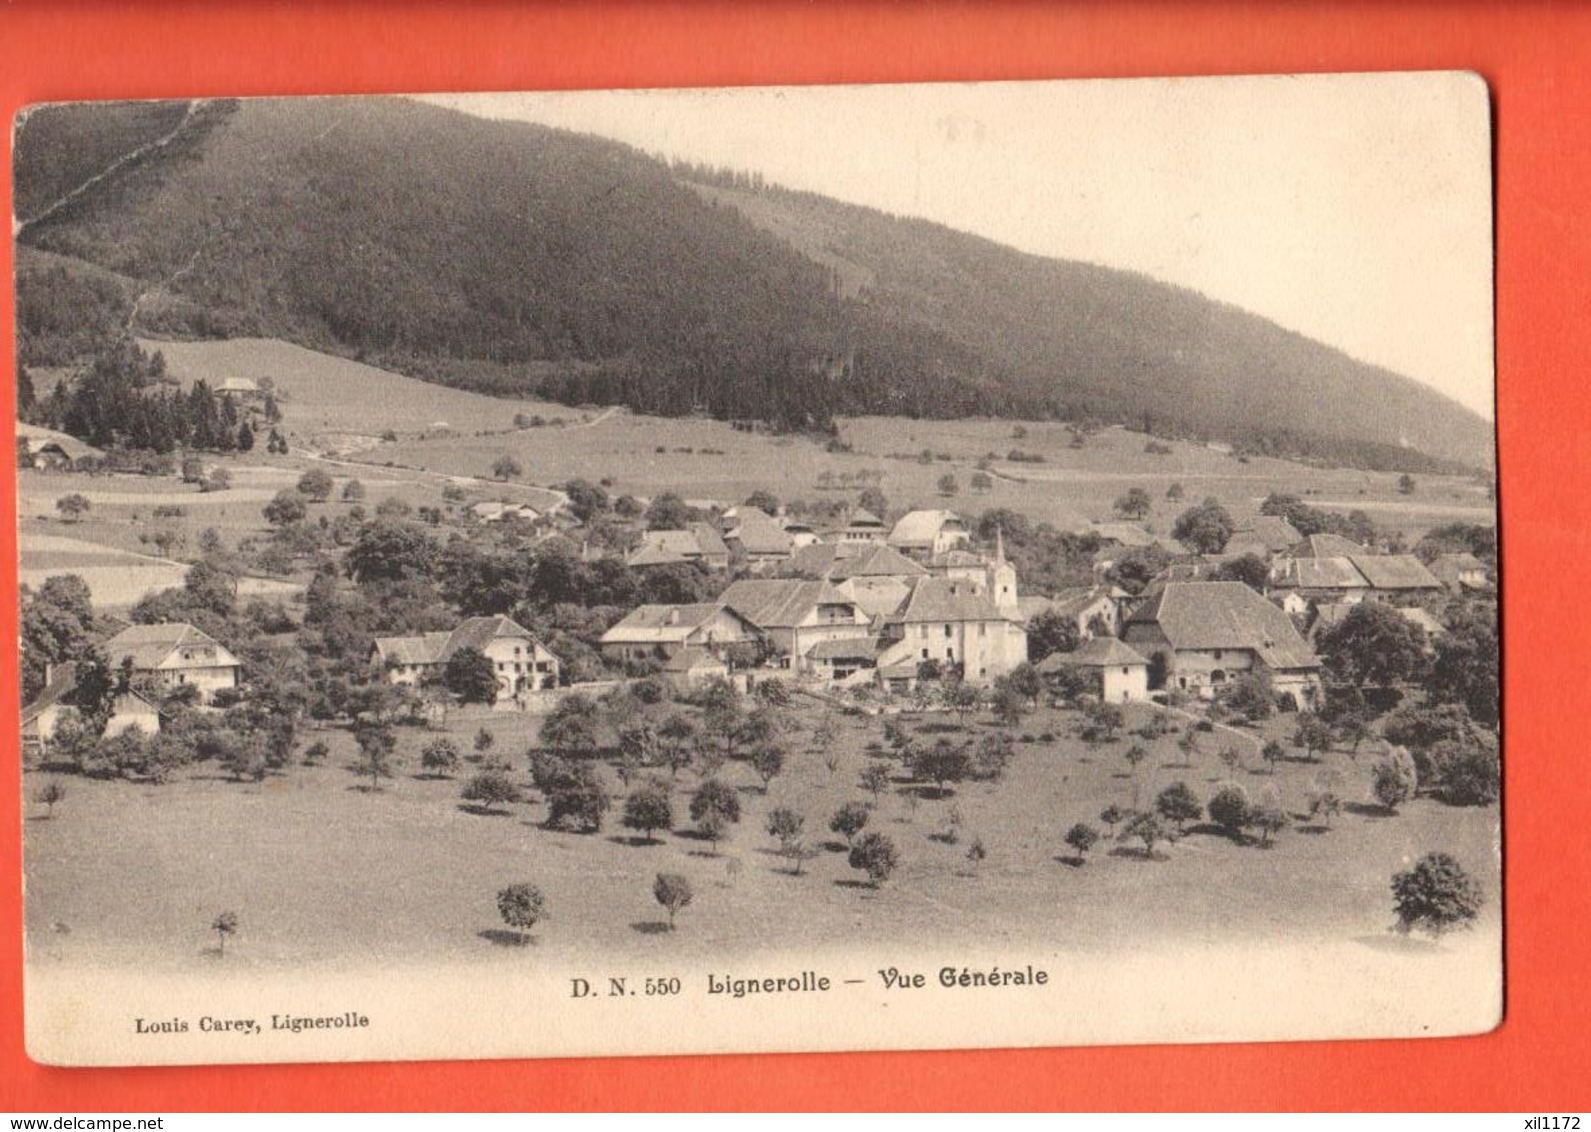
[0,0,1584,1112]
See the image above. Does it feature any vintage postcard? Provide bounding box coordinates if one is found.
[11,73,1499,1067]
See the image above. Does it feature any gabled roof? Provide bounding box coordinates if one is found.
[806,636,881,661]
[17,423,102,460]
[687,522,729,558]
[888,509,966,547]
[1231,515,1303,553]
[1126,581,1319,670]
[785,542,847,578]
[727,515,793,556]
[103,623,240,671]
[1349,554,1443,591]
[891,577,1019,625]
[722,505,775,525]
[375,616,541,666]
[627,530,703,567]
[1271,557,1370,591]
[1038,636,1149,671]
[600,604,746,644]
[20,663,82,723]
[215,376,259,394]
[848,508,885,528]
[720,579,858,629]
[1050,585,1119,619]
[833,544,927,579]
[1433,551,1486,571]
[1286,533,1367,559]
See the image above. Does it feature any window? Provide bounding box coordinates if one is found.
[946,649,955,661]
[921,648,929,659]
[1213,650,1223,661]
[978,623,987,637]
[944,625,952,638]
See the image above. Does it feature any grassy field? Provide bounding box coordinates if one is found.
[21,698,1499,974]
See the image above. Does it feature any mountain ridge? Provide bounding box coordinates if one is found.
[12,95,1493,474]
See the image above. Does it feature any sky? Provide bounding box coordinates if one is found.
[425,73,1494,420]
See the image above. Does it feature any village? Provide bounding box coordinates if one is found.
[15,361,1501,967]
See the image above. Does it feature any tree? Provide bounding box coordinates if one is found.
[766,807,811,874]
[461,770,522,814]
[55,493,90,523]
[1212,553,1270,593]
[1123,811,1169,858]
[622,779,674,843]
[1171,497,1235,555]
[653,872,693,929]
[1099,803,1127,837]
[1207,785,1250,840]
[492,454,524,481]
[345,519,437,584]
[859,763,892,805]
[944,681,981,723]
[1261,739,1286,774]
[354,722,398,791]
[1372,747,1419,812]
[1165,482,1185,501]
[261,489,307,528]
[296,467,335,502]
[858,486,888,518]
[341,479,367,503]
[212,910,238,957]
[1392,853,1482,937]
[910,740,971,797]
[1293,713,1334,762]
[1433,744,1500,806]
[1027,608,1081,664]
[543,761,610,833]
[1246,785,1290,845]
[936,472,959,497]
[749,743,786,793]
[848,832,900,887]
[496,883,546,944]
[658,713,698,778]
[1155,781,1203,833]
[990,685,1028,730]
[644,492,693,531]
[1064,822,1100,861]
[421,738,461,777]
[689,779,742,852]
[744,490,780,514]
[1427,607,1499,726]
[1086,702,1125,742]
[1114,487,1152,520]
[539,693,602,755]
[1317,602,1429,690]
[830,800,871,846]
[1397,473,1417,495]
[1306,769,1344,828]
[32,779,66,819]
[444,646,500,706]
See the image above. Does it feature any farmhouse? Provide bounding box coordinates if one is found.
[830,507,889,545]
[101,623,242,703]
[1037,636,1151,704]
[1270,534,1443,605]
[469,501,541,524]
[723,513,794,568]
[887,509,971,561]
[1429,551,1491,592]
[599,603,761,664]
[719,579,872,672]
[373,615,561,698]
[627,529,710,569]
[16,422,100,470]
[21,662,163,747]
[875,576,1028,684]
[1222,515,1304,559]
[1122,581,1322,707]
[1023,584,1126,638]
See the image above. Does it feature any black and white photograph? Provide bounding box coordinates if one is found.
[12,74,1500,1066]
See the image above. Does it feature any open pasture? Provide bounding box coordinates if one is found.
[22,698,1499,975]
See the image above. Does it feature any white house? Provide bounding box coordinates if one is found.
[373,615,561,701]
[101,623,241,704]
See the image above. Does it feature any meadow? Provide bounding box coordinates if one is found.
[21,697,1499,973]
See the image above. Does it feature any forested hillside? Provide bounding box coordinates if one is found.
[13,96,1491,471]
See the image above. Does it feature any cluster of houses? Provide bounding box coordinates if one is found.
[23,498,1493,740]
